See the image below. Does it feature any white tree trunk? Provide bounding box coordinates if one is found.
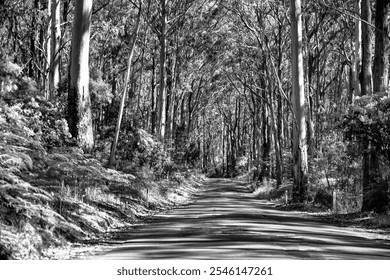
[49,0,61,97]
[290,0,308,202]
[353,0,362,98]
[44,0,52,99]
[158,0,167,141]
[68,0,94,151]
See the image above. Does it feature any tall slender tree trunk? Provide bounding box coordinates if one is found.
[29,0,39,78]
[269,86,282,188]
[67,0,94,151]
[44,0,52,99]
[157,0,167,141]
[49,0,61,97]
[167,34,179,143]
[361,0,373,194]
[362,0,373,97]
[354,0,362,98]
[151,48,157,134]
[137,30,147,121]
[290,0,308,202]
[276,32,284,185]
[260,82,271,181]
[108,3,142,167]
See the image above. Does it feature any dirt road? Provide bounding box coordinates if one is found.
[92,179,390,259]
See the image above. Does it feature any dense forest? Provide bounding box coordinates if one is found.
[1,0,390,259]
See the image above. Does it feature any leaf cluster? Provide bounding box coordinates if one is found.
[342,94,390,165]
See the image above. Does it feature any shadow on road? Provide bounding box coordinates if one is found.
[92,179,390,259]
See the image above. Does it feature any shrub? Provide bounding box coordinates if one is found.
[342,94,390,168]
[362,188,390,213]
[313,188,333,208]
[0,243,12,260]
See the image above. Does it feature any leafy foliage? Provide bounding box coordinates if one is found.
[362,181,390,213]
[313,189,333,208]
[342,94,390,212]
[0,59,203,259]
[343,95,390,166]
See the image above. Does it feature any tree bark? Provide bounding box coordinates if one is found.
[290,0,308,202]
[361,0,373,97]
[44,0,52,99]
[67,0,94,151]
[354,0,362,98]
[373,0,390,93]
[29,0,39,78]
[151,45,157,134]
[49,0,61,97]
[361,0,373,194]
[157,0,167,141]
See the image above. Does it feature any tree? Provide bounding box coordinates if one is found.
[49,0,61,97]
[361,0,373,194]
[373,0,390,94]
[354,0,362,98]
[67,0,94,151]
[361,0,373,97]
[44,0,52,98]
[109,1,142,167]
[290,0,308,202]
[157,0,168,141]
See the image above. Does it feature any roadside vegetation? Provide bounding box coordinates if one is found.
[0,60,203,259]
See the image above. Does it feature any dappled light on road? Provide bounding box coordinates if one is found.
[93,179,390,259]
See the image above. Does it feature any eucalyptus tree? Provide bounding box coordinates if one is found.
[361,0,373,194]
[373,0,390,94]
[354,0,362,98]
[49,0,61,97]
[67,0,94,151]
[109,0,142,167]
[290,0,308,202]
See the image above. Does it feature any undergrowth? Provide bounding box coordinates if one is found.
[0,73,204,259]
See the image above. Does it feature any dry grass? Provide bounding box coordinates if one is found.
[251,178,292,202]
